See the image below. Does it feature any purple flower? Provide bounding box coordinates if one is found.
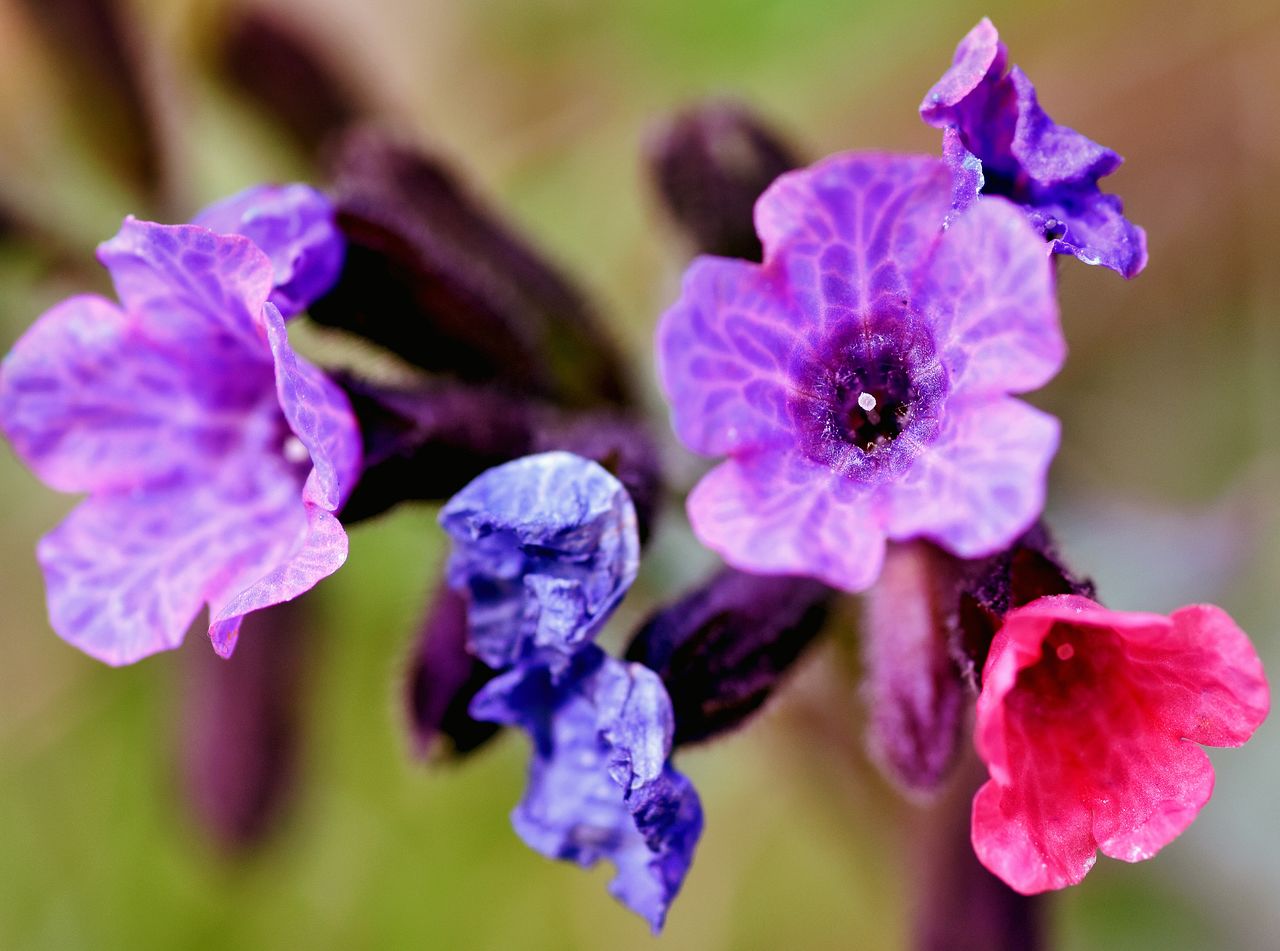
[657,152,1064,593]
[439,451,639,673]
[920,18,1147,278]
[0,213,359,664]
[192,183,344,317]
[471,646,703,932]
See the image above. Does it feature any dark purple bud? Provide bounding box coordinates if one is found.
[951,523,1095,688]
[336,374,535,524]
[406,583,502,759]
[646,100,801,261]
[311,129,629,407]
[18,0,163,194]
[219,10,362,154]
[911,752,1046,951]
[625,568,833,746]
[179,600,308,851]
[861,542,967,799]
[336,375,663,542]
[531,411,663,547]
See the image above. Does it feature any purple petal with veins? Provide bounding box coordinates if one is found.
[1,217,359,665]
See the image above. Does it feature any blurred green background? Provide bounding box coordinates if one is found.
[2,0,1278,948]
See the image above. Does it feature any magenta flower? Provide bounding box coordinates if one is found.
[972,595,1270,894]
[657,152,1064,592]
[920,18,1148,278]
[0,214,360,664]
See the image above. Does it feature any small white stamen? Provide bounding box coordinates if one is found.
[857,392,877,413]
[283,436,310,464]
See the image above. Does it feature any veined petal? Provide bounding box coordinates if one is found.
[687,451,887,593]
[0,294,271,494]
[193,183,344,317]
[97,218,274,353]
[471,649,702,932]
[1008,68,1122,190]
[754,153,952,324]
[440,452,640,671]
[880,398,1058,558]
[261,302,362,510]
[1040,192,1148,279]
[656,256,796,457]
[919,18,1005,123]
[922,197,1064,397]
[37,458,304,666]
[208,505,348,658]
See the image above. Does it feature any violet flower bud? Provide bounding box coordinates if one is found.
[311,129,630,407]
[220,10,361,154]
[180,600,308,850]
[625,568,833,746]
[405,582,501,759]
[860,542,968,799]
[646,100,800,261]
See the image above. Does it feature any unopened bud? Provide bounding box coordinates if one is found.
[646,100,800,260]
[626,568,833,746]
[312,129,629,407]
[861,542,966,799]
[180,600,308,850]
[405,583,501,760]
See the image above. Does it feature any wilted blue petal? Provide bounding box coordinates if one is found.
[440,451,640,672]
[471,647,703,932]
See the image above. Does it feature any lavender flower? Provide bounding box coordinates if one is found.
[0,208,358,664]
[471,646,703,932]
[657,152,1064,593]
[439,451,639,673]
[920,18,1147,278]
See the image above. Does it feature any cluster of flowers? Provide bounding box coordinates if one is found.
[0,16,1268,934]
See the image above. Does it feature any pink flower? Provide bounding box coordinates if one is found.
[972,594,1269,893]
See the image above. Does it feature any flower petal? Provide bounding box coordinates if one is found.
[922,197,1064,397]
[687,451,886,592]
[0,294,271,494]
[656,256,796,456]
[207,505,348,658]
[37,462,304,666]
[192,183,344,317]
[972,778,1096,894]
[96,218,274,353]
[471,649,702,932]
[1040,192,1148,279]
[754,153,953,318]
[1104,604,1271,747]
[881,398,1058,558]
[1007,68,1121,190]
[1092,743,1214,864]
[919,18,1005,122]
[261,302,361,510]
[440,452,640,671]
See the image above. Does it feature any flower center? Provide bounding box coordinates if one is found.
[833,362,917,452]
[787,316,947,483]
